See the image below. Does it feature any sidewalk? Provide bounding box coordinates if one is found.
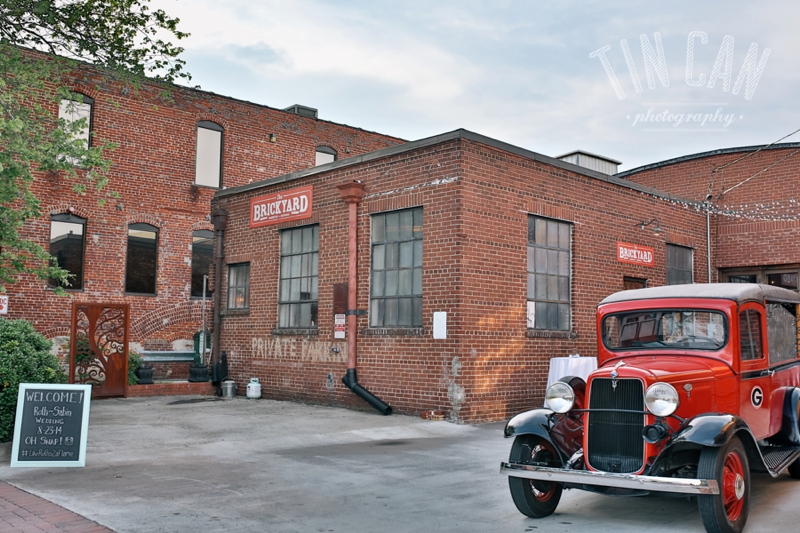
[0,481,113,533]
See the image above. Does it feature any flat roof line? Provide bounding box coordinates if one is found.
[215,129,697,206]
[615,142,800,178]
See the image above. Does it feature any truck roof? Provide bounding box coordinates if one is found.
[599,283,800,306]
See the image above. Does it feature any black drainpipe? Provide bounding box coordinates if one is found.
[210,206,228,367]
[336,181,392,416]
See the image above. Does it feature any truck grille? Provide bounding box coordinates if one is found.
[586,378,645,473]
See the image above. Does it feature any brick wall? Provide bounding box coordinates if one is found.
[214,132,708,422]
[619,145,800,270]
[9,52,403,371]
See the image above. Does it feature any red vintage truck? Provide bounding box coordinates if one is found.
[501,283,800,533]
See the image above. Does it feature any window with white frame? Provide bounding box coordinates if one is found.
[226,263,250,309]
[527,216,571,331]
[370,208,422,327]
[315,146,337,166]
[666,244,693,285]
[278,225,319,328]
[49,214,86,290]
[195,121,223,187]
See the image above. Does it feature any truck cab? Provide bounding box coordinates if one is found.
[501,284,800,533]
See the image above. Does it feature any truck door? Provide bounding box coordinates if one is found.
[738,305,771,439]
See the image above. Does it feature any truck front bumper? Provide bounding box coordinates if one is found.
[500,462,719,495]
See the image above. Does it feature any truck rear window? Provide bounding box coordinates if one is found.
[603,310,727,351]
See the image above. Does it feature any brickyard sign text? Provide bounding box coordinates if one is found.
[250,185,313,228]
[617,242,655,267]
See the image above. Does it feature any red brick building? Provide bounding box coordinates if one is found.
[212,130,711,422]
[9,57,403,374]
[619,143,800,290]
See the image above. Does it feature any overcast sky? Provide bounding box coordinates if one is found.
[151,0,800,171]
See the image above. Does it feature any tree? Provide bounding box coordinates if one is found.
[0,0,190,291]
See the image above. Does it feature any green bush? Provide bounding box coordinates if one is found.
[128,351,143,385]
[0,319,67,442]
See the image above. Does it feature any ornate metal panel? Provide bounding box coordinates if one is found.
[70,303,130,398]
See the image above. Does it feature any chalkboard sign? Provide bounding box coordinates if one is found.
[10,383,92,468]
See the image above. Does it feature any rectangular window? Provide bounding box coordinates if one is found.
[49,214,86,290]
[370,208,422,327]
[227,263,250,309]
[766,302,798,365]
[191,230,214,298]
[315,146,337,166]
[527,216,571,331]
[666,244,693,285]
[125,223,158,295]
[58,94,93,150]
[195,121,223,187]
[739,309,763,361]
[278,225,319,327]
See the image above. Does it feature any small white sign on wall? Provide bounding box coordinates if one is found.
[433,312,447,339]
[0,295,8,314]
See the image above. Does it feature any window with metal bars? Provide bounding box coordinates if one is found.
[370,208,422,327]
[278,225,319,327]
[527,216,571,331]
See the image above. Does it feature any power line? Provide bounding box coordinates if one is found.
[711,126,800,173]
[721,147,800,195]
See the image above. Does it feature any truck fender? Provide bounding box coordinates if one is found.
[777,387,800,445]
[669,413,754,448]
[504,408,557,449]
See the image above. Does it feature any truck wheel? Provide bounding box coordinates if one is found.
[697,437,750,533]
[508,435,562,518]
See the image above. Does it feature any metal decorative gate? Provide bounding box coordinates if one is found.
[69,302,130,398]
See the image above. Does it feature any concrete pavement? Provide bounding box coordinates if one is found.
[0,395,798,532]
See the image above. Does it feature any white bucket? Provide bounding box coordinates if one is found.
[246,378,261,399]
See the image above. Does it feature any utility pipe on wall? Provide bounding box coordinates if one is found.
[336,181,392,415]
[210,206,228,365]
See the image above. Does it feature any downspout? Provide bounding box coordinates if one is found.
[210,206,228,365]
[705,198,712,283]
[337,181,392,415]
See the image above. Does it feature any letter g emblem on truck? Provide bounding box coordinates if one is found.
[751,386,763,408]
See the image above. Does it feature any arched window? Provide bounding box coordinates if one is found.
[125,223,159,295]
[49,214,86,290]
[195,121,223,187]
[315,146,337,166]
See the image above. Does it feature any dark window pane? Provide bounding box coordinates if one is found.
[278,225,319,327]
[528,216,572,330]
[227,263,250,309]
[49,215,86,290]
[126,224,158,294]
[191,230,214,297]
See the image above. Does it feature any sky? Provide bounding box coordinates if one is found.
[149,0,800,171]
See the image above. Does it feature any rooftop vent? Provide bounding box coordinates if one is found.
[283,104,318,119]
[557,150,621,175]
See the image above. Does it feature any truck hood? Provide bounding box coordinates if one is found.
[595,355,729,384]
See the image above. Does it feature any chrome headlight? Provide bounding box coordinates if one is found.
[645,383,679,417]
[546,381,575,414]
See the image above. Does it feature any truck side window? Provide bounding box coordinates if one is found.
[766,302,798,365]
[739,309,763,361]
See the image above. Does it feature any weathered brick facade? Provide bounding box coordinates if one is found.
[213,130,709,422]
[619,144,800,277]
[10,55,404,366]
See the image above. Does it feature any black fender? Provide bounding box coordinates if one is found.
[776,387,800,446]
[651,414,764,475]
[504,408,561,453]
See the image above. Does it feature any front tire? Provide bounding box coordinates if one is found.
[697,437,750,533]
[508,435,563,518]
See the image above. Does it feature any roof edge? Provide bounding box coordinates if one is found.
[215,129,698,206]
[615,142,800,179]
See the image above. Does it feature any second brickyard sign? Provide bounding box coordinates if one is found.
[250,185,313,228]
[616,242,655,267]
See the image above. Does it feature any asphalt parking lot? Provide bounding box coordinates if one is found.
[1,395,798,533]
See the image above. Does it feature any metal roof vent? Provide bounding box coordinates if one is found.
[283,104,318,119]
[556,150,621,175]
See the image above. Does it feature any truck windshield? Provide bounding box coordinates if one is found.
[603,310,727,350]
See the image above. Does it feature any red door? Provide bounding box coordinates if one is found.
[737,305,771,439]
